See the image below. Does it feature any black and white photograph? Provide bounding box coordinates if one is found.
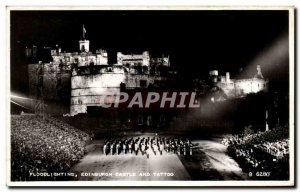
[6,7,295,187]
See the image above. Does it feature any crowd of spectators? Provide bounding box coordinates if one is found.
[221,127,289,180]
[257,139,289,159]
[11,114,91,181]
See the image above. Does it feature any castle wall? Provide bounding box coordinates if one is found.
[216,77,267,98]
[70,71,169,115]
[96,54,108,65]
[79,40,90,52]
[126,74,167,88]
[28,63,71,100]
[235,78,266,95]
[28,64,39,98]
[51,50,108,67]
[28,42,173,116]
[70,73,126,115]
[212,65,267,99]
[72,73,126,89]
[216,80,236,98]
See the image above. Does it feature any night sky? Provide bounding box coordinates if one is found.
[10,10,290,93]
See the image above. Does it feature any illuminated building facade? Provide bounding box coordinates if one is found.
[209,65,268,101]
[28,38,175,116]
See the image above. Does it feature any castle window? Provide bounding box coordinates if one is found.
[135,65,143,74]
[137,115,143,125]
[81,45,85,52]
[146,116,152,126]
[120,82,126,91]
[107,67,113,72]
[160,115,166,126]
[140,80,147,87]
[143,66,148,73]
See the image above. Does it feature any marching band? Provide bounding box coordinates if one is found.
[103,136,193,157]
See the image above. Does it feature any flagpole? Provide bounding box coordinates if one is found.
[83,25,85,39]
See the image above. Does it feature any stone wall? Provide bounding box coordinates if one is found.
[235,78,267,95]
[126,74,167,88]
[117,51,150,66]
[28,63,71,100]
[216,77,267,98]
[28,44,173,116]
[70,72,126,115]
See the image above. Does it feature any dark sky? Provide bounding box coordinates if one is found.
[10,10,290,93]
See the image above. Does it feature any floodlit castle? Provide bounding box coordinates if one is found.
[28,37,175,116]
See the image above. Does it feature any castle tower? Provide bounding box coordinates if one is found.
[255,65,264,79]
[117,52,123,65]
[209,70,218,83]
[142,51,150,66]
[79,25,89,52]
[226,72,230,82]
